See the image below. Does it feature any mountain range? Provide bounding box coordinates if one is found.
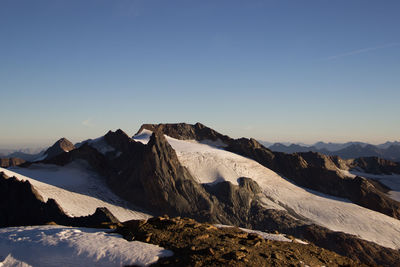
[265,141,400,162]
[1,123,400,266]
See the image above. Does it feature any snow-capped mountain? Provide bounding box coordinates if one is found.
[2,123,400,266]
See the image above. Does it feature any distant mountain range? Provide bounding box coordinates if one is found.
[0,148,45,161]
[260,141,400,162]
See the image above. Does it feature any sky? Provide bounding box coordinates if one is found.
[1,0,399,148]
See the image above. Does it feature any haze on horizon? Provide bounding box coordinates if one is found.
[1,0,399,148]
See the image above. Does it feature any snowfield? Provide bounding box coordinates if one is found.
[1,162,150,222]
[134,130,400,249]
[0,225,173,267]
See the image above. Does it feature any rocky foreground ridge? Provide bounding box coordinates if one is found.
[117,215,365,267]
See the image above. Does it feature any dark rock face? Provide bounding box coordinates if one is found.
[0,172,66,227]
[137,122,231,144]
[0,172,119,228]
[351,156,400,174]
[107,130,226,222]
[346,176,400,219]
[43,137,76,160]
[227,142,400,219]
[43,143,112,177]
[0,157,25,168]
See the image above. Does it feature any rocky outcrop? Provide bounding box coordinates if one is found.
[227,141,400,219]
[0,172,119,228]
[0,157,25,168]
[137,122,231,144]
[107,130,227,222]
[117,216,366,267]
[43,143,112,177]
[350,156,400,174]
[43,137,76,160]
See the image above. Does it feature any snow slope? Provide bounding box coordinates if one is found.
[0,225,172,267]
[1,162,150,222]
[134,131,400,249]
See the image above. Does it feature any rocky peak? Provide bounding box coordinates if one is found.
[351,156,400,174]
[104,129,139,153]
[44,137,75,160]
[137,122,231,143]
[296,151,349,172]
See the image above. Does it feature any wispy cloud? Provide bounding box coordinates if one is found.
[321,42,400,61]
[82,118,94,127]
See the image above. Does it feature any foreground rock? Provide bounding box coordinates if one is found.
[116,216,364,267]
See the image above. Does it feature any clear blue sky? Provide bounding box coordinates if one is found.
[1,0,399,148]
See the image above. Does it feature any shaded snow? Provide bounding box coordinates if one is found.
[33,153,47,162]
[88,136,115,155]
[1,162,150,222]
[133,129,153,144]
[133,130,400,249]
[0,225,172,267]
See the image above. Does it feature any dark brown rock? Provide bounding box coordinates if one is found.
[137,122,231,144]
[43,137,76,160]
[117,216,365,267]
[0,157,25,168]
[350,156,400,174]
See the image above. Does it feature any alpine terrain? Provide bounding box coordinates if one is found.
[1,123,400,266]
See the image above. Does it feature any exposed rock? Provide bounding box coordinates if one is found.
[139,123,400,220]
[0,172,119,228]
[43,137,76,160]
[350,156,400,174]
[0,157,25,168]
[117,216,365,267]
[107,130,226,222]
[137,122,231,144]
[226,137,400,219]
[43,143,112,176]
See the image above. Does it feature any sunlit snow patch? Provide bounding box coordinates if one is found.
[0,226,173,267]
